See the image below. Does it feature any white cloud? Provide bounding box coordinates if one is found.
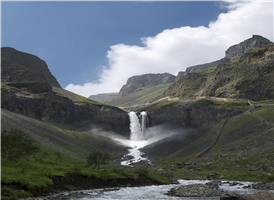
[65,1,273,97]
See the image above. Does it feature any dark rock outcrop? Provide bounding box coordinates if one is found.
[146,100,247,128]
[220,193,245,200]
[185,59,222,74]
[1,85,130,137]
[6,82,52,93]
[245,191,274,200]
[1,47,130,137]
[1,47,61,87]
[225,35,272,60]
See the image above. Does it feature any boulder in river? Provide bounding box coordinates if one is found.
[244,191,274,200]
[166,183,223,197]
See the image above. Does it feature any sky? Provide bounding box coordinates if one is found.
[1,1,273,97]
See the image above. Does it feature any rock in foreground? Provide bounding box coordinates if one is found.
[245,191,274,200]
[166,184,223,197]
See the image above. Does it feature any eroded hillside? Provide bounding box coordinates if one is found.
[106,73,176,107]
[159,44,274,101]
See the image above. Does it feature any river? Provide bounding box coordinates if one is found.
[52,112,274,199]
[54,179,273,200]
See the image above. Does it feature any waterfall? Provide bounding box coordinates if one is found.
[140,111,149,134]
[121,111,150,166]
[128,111,148,141]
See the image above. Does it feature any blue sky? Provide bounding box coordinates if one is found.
[1,1,273,97]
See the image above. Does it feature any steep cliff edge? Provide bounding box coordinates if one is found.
[1,47,61,88]
[225,35,272,60]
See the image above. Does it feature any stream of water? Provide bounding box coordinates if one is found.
[57,179,273,200]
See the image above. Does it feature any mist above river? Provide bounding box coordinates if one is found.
[88,112,189,149]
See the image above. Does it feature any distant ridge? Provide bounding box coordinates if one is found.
[176,35,272,78]
[106,73,176,107]
[89,92,118,103]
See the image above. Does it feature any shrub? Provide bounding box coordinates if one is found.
[1,128,41,165]
[87,151,111,169]
[1,187,32,200]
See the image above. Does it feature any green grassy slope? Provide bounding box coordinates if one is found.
[143,106,274,182]
[107,82,174,107]
[89,92,118,103]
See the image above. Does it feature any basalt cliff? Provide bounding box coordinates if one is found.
[1,47,130,138]
[143,42,274,128]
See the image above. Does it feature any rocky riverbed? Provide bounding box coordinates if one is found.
[17,180,274,200]
[166,180,274,198]
[166,183,223,197]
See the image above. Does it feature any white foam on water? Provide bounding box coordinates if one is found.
[120,147,150,166]
[120,111,151,166]
[66,179,274,200]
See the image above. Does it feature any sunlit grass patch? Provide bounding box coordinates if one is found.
[255,106,274,123]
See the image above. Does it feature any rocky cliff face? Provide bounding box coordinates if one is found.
[1,47,61,87]
[106,73,176,107]
[143,100,248,128]
[119,73,176,96]
[1,84,130,137]
[204,44,274,100]
[176,35,272,78]
[160,43,274,101]
[185,60,222,74]
[225,35,272,60]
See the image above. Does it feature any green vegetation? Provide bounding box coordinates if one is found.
[255,106,274,123]
[151,146,274,183]
[194,66,217,75]
[191,98,214,107]
[145,100,179,111]
[87,151,111,169]
[223,56,242,66]
[247,47,259,52]
[136,87,166,102]
[0,84,6,94]
[1,129,41,165]
[43,122,103,158]
[2,145,168,199]
[107,82,173,107]
[1,187,32,200]
[222,101,251,109]
[1,128,168,200]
